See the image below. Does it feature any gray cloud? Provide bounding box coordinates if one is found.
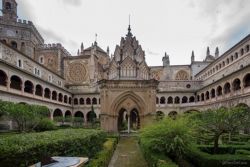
[187,0,250,53]
[16,0,35,21]
[38,26,65,43]
[58,0,82,6]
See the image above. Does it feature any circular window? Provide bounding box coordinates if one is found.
[186,84,191,88]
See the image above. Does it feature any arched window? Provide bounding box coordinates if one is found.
[235,52,238,59]
[11,41,17,49]
[0,70,8,86]
[205,91,209,100]
[226,58,230,64]
[64,95,68,103]
[182,96,188,103]
[86,98,91,105]
[222,61,225,67]
[175,70,189,80]
[58,93,63,102]
[201,93,205,101]
[39,56,44,64]
[87,111,97,123]
[217,86,222,96]
[174,97,180,104]
[44,88,50,99]
[10,75,22,90]
[223,82,231,94]
[74,98,78,105]
[74,111,84,117]
[168,111,177,119]
[80,98,84,105]
[35,84,43,96]
[243,73,250,88]
[53,109,63,118]
[196,95,199,102]
[52,91,57,100]
[230,55,234,62]
[167,97,173,104]
[65,110,72,118]
[160,96,166,104]
[156,97,159,104]
[246,45,250,52]
[69,97,72,104]
[189,96,195,103]
[240,49,244,56]
[211,89,215,98]
[24,80,34,94]
[92,98,97,105]
[232,78,241,91]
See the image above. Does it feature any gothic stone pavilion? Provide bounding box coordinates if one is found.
[0,0,250,132]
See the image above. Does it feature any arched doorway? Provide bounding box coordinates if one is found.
[117,108,140,133]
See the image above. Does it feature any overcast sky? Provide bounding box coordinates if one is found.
[4,0,250,66]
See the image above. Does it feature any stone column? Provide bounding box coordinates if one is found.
[127,114,130,134]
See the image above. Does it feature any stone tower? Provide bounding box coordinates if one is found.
[162,52,170,67]
[2,0,18,22]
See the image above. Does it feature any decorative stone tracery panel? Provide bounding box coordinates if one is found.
[68,62,87,83]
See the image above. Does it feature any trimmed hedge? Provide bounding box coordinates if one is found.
[86,138,118,167]
[235,149,250,155]
[198,144,250,154]
[0,129,106,167]
[139,141,178,167]
[186,145,250,167]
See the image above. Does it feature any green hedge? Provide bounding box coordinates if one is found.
[198,144,250,154]
[139,140,178,167]
[235,149,250,155]
[186,145,250,167]
[0,129,106,167]
[86,138,118,167]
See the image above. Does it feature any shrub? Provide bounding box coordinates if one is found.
[186,145,250,167]
[140,116,196,161]
[0,129,106,167]
[198,144,250,154]
[86,138,118,167]
[0,100,50,132]
[235,149,250,155]
[34,118,56,132]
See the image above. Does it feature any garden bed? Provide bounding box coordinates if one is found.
[0,129,106,167]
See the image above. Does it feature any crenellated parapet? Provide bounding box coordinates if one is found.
[37,43,71,57]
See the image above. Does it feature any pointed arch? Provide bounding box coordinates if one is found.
[110,91,146,116]
[175,70,189,80]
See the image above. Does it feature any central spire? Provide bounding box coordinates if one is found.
[126,14,133,37]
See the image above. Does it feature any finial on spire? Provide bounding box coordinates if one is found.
[81,42,84,52]
[127,14,133,37]
[206,46,210,57]
[191,50,195,62]
[94,33,98,45]
[215,47,219,58]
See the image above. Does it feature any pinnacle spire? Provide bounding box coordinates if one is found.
[215,47,219,58]
[206,46,210,57]
[81,42,84,52]
[126,14,133,37]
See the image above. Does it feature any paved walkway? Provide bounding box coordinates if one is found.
[108,136,148,167]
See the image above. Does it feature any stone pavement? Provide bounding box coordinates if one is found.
[108,136,148,167]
